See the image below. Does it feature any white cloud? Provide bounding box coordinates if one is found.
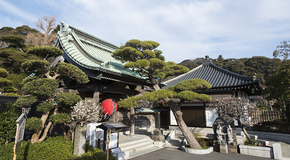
[0,0,37,23]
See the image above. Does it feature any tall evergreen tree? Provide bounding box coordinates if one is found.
[113,39,209,149]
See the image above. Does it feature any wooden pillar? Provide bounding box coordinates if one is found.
[130,107,135,135]
[103,128,107,152]
[106,129,110,160]
[93,86,100,104]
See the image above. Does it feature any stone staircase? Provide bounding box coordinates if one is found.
[119,132,163,159]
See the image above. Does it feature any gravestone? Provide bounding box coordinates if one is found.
[213,115,237,153]
[73,125,87,156]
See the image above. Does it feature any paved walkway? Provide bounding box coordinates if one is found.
[119,132,290,160]
[130,147,272,160]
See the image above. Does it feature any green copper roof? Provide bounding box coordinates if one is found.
[55,21,146,80]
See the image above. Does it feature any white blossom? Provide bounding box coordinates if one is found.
[210,97,257,125]
[71,98,107,123]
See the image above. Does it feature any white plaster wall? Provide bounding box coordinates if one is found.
[205,107,218,127]
[170,110,177,125]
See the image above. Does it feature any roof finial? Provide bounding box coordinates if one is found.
[202,55,212,66]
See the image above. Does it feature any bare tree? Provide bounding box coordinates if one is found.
[210,97,257,145]
[36,15,56,36]
[26,15,57,46]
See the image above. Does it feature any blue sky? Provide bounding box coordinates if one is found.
[1,0,290,63]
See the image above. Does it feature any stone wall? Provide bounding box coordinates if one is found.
[239,145,273,158]
[109,110,156,131]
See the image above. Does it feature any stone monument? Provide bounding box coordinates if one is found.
[213,115,237,153]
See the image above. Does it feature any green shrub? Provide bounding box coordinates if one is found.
[75,143,116,160]
[51,113,71,124]
[16,136,76,160]
[0,110,18,145]
[0,142,14,160]
[25,117,42,131]
[0,137,116,160]
[244,140,257,146]
[192,131,208,149]
[3,86,18,93]
[6,73,28,88]
[0,102,20,145]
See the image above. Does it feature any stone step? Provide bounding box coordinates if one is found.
[135,129,152,135]
[121,140,158,159]
[121,140,154,152]
[120,136,151,148]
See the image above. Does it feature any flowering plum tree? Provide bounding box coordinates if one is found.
[210,97,257,144]
[71,98,107,125]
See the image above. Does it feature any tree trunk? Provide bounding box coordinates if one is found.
[30,112,49,144]
[151,83,202,149]
[164,99,202,149]
[130,107,135,135]
[238,118,253,145]
[31,131,41,144]
[37,122,52,143]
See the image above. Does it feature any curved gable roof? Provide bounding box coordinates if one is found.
[163,58,257,89]
[55,21,146,80]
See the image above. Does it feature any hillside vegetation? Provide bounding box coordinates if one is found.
[179,55,281,85]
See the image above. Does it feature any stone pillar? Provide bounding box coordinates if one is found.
[273,143,283,160]
[73,125,87,156]
[219,142,228,154]
[130,107,135,136]
[155,112,160,130]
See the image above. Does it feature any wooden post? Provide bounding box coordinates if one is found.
[13,123,19,160]
[107,128,110,160]
[103,128,107,153]
[97,139,101,149]
[93,86,100,104]
[130,107,135,135]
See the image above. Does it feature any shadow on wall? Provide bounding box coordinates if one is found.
[135,116,151,129]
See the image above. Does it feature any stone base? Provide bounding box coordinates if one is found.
[182,146,213,154]
[111,151,125,160]
[228,144,237,153]
[220,143,228,154]
[213,140,237,154]
[151,130,165,142]
[213,140,220,152]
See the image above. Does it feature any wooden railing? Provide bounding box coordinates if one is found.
[250,110,281,124]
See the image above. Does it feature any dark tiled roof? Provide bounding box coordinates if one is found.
[162,58,256,89]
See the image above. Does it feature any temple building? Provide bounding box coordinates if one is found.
[51,22,156,127]
[162,56,263,128]
[52,22,263,129]
[52,21,151,103]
